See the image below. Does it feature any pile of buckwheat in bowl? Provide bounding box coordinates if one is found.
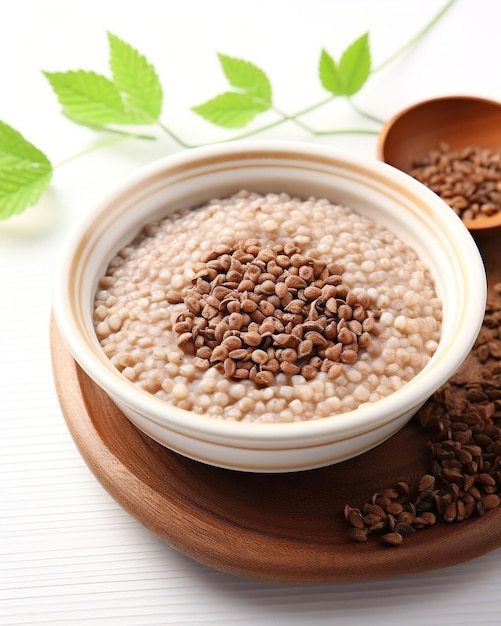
[53,141,486,472]
[94,191,442,424]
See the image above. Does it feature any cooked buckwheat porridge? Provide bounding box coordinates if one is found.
[94,191,442,423]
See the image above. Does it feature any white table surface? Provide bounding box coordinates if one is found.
[2,1,501,624]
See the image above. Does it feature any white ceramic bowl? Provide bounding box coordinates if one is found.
[53,140,486,473]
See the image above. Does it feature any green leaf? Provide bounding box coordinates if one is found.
[192,92,269,128]
[320,33,371,97]
[319,48,344,96]
[192,53,272,129]
[217,53,272,104]
[108,32,163,123]
[43,70,130,128]
[338,32,371,96]
[0,121,52,219]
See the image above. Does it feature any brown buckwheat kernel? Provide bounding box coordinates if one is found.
[409,143,501,221]
[171,240,381,386]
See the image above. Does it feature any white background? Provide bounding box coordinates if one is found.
[2,1,501,624]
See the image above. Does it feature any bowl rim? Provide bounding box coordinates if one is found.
[376,94,501,232]
[52,139,487,447]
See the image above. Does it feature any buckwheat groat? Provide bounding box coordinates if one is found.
[409,143,501,221]
[94,191,442,423]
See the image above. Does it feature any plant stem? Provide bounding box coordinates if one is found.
[97,127,157,141]
[282,95,336,123]
[54,129,157,168]
[348,99,385,126]
[156,120,193,149]
[172,116,297,148]
[54,134,128,168]
[274,105,380,136]
[272,106,318,134]
[371,0,457,73]
[158,108,379,146]
[313,128,380,137]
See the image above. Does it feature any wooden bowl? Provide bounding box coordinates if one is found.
[50,232,501,583]
[377,95,501,235]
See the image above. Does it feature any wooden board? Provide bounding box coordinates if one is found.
[50,232,501,584]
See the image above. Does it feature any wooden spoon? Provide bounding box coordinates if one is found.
[377,95,501,235]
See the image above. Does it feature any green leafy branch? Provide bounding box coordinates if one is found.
[190,34,377,136]
[0,0,456,221]
[44,33,162,132]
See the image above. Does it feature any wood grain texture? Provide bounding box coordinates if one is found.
[50,234,501,584]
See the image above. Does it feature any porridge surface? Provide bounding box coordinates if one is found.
[94,191,442,423]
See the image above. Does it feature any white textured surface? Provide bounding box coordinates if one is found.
[2,1,501,624]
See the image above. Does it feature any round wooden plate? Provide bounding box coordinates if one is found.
[50,234,501,584]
